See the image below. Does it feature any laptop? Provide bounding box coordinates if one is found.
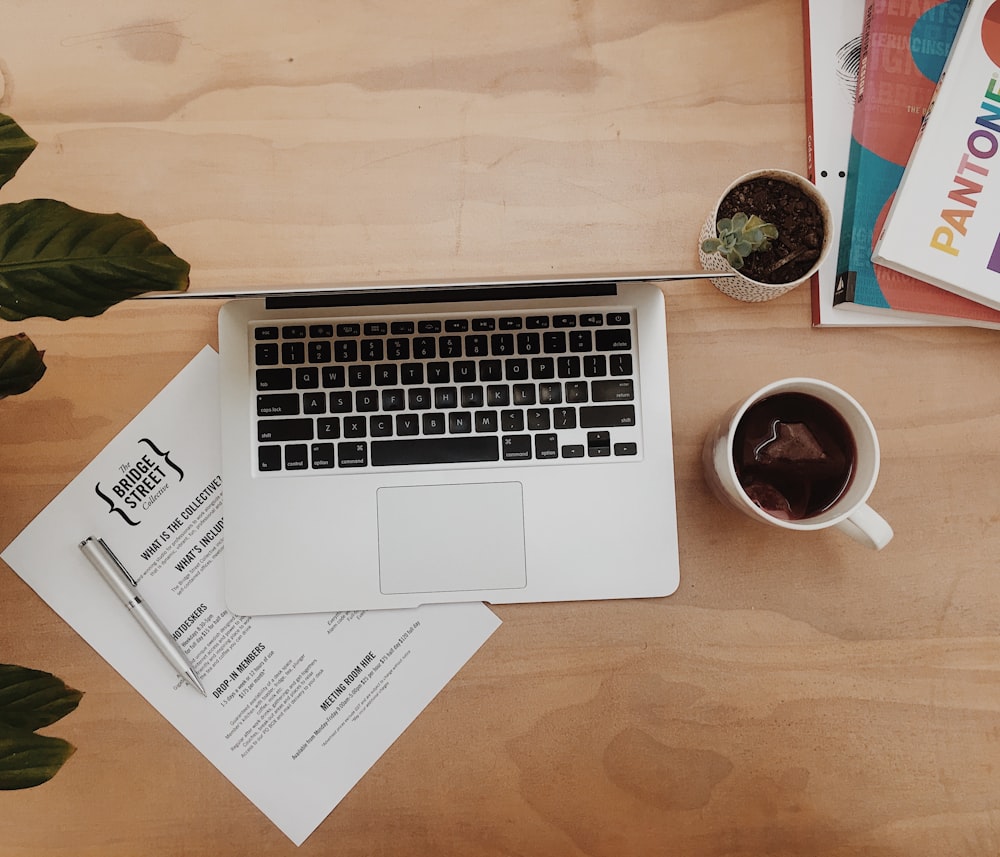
[217,273,707,615]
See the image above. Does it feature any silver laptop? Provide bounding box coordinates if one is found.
[217,274,702,615]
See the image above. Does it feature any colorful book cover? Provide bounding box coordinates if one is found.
[832,0,1000,328]
[803,0,917,326]
[872,0,1000,314]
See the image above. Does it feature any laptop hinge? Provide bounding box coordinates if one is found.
[264,281,618,310]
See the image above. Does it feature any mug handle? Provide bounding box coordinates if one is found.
[834,504,894,550]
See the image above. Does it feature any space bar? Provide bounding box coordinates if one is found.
[371,437,500,466]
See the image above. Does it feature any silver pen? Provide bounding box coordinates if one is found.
[79,536,207,696]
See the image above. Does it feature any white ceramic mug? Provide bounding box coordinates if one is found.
[702,378,893,550]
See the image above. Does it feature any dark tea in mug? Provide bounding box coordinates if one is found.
[732,392,856,521]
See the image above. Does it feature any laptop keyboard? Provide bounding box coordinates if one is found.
[251,308,643,474]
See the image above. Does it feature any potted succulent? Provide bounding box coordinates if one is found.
[698,169,833,302]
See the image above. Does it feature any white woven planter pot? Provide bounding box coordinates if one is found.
[698,169,833,303]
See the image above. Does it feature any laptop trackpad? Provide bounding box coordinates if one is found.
[377,482,527,595]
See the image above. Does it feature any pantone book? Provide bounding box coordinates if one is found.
[873,0,1000,310]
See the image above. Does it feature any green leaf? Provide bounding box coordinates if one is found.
[0,723,75,790]
[0,115,37,191]
[0,664,82,731]
[0,199,190,321]
[0,333,46,398]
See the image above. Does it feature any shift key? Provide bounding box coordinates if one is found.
[579,404,635,428]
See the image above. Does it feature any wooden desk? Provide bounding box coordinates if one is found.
[2,2,999,854]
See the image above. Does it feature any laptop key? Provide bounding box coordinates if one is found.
[338,442,369,467]
[257,393,300,416]
[580,404,636,428]
[501,435,532,461]
[371,436,499,466]
[256,368,293,390]
[592,379,635,401]
[258,418,313,442]
[258,445,282,471]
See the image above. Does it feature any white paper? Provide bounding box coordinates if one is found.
[1,347,501,845]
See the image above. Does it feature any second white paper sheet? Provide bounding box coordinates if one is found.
[1,346,501,846]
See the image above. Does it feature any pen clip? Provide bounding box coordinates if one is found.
[95,537,139,587]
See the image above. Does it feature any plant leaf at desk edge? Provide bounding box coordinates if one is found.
[0,115,36,191]
[0,723,76,790]
[0,333,46,398]
[0,199,191,322]
[0,664,83,732]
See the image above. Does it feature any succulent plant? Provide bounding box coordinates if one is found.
[701,212,778,270]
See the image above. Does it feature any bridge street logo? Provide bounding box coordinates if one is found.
[94,438,184,527]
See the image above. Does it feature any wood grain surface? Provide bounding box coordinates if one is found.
[2,2,1000,855]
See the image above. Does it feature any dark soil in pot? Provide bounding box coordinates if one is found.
[716,176,825,284]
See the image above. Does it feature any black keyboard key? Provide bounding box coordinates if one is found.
[375,364,398,385]
[282,341,305,364]
[453,361,476,382]
[472,317,496,331]
[303,392,326,414]
[440,336,462,358]
[311,443,336,468]
[526,315,549,329]
[535,433,558,459]
[435,387,458,408]
[614,442,638,456]
[369,415,393,437]
[338,442,369,467]
[258,445,282,471]
[427,362,450,384]
[335,341,358,362]
[322,366,346,388]
[584,355,606,377]
[343,416,366,438]
[258,419,313,442]
[387,338,410,360]
[255,343,279,365]
[349,366,372,387]
[330,392,352,413]
[422,412,446,434]
[364,322,388,336]
[336,323,360,337]
[449,411,472,433]
[569,330,593,352]
[413,337,436,358]
[565,381,588,403]
[257,393,299,416]
[517,332,540,354]
[355,390,379,412]
[445,319,469,332]
[310,324,333,338]
[475,410,498,432]
[371,436,499,466]
[580,313,603,327]
[531,357,555,379]
[562,444,585,458]
[391,321,414,334]
[461,386,484,407]
[501,410,524,431]
[512,384,535,405]
[553,407,577,429]
[607,311,631,325]
[282,325,306,338]
[255,326,279,340]
[396,414,420,436]
[418,320,442,333]
[296,367,319,389]
[580,404,636,428]
[592,379,635,401]
[317,418,340,439]
[285,444,309,470]
[553,315,577,328]
[543,332,567,353]
[558,356,581,378]
[502,435,532,461]
[382,389,405,410]
[361,339,384,361]
[610,354,633,376]
[408,388,432,409]
[491,333,515,355]
[505,358,529,381]
[487,385,510,407]
[587,430,611,457]
[538,383,561,404]
[596,329,632,351]
[499,317,522,330]
[308,341,332,363]
[465,334,489,357]
[401,363,424,385]
[527,409,550,431]
[479,360,502,381]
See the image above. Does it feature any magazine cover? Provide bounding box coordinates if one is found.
[803,0,911,326]
[832,0,1000,328]
[873,0,1000,311]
